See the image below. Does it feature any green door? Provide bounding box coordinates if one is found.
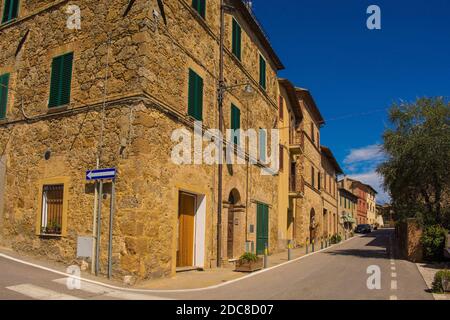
[256,203,269,255]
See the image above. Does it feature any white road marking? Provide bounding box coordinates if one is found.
[104,291,169,300]
[6,284,82,300]
[391,280,398,290]
[391,266,396,271]
[391,273,397,278]
[53,278,113,295]
[53,278,170,300]
[390,295,398,300]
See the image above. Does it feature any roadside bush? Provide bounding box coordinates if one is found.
[432,270,450,293]
[330,234,342,244]
[421,225,447,262]
[240,252,258,263]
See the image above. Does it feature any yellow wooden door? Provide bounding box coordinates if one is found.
[177,193,196,267]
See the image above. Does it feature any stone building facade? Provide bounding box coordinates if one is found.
[366,185,377,225]
[277,78,303,250]
[0,0,283,281]
[338,184,358,234]
[347,179,369,225]
[320,146,342,237]
[291,88,324,245]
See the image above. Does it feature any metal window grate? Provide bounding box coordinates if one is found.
[41,184,64,235]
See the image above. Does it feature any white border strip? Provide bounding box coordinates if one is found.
[0,234,363,294]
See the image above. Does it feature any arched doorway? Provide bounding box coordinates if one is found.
[227,189,241,259]
[309,208,316,243]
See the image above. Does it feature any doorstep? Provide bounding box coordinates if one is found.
[176,266,203,273]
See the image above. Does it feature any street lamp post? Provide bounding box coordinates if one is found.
[216,0,226,268]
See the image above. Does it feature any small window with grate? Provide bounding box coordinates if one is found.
[40,184,64,235]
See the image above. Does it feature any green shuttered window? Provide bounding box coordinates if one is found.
[49,52,74,108]
[2,0,19,24]
[0,73,10,119]
[188,69,203,121]
[259,54,266,90]
[231,104,240,146]
[232,18,241,61]
[192,0,206,19]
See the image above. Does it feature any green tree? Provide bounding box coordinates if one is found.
[377,97,450,227]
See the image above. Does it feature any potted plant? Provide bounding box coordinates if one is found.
[432,270,450,293]
[42,221,61,235]
[235,252,263,273]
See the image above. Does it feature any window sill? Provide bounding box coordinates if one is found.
[39,234,63,238]
[0,18,17,28]
[47,105,69,114]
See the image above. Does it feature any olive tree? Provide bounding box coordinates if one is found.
[377,97,450,227]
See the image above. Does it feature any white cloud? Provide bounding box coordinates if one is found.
[344,144,385,165]
[348,170,390,204]
[343,143,390,204]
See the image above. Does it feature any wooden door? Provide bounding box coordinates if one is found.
[256,203,269,255]
[227,208,234,258]
[177,192,196,268]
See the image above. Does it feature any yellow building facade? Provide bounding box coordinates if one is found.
[277,79,303,250]
[366,186,378,226]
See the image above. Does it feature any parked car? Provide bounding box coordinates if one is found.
[355,224,372,234]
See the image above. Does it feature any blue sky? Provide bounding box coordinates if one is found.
[253,0,450,203]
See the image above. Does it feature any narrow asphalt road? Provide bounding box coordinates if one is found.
[0,229,433,300]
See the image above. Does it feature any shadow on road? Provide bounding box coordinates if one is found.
[324,248,388,259]
[324,231,392,260]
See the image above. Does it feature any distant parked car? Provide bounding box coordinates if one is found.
[355,224,372,234]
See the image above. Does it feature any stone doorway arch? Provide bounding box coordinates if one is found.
[227,188,242,259]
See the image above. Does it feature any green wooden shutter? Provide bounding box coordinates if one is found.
[60,53,73,106]
[188,69,203,121]
[232,18,241,60]
[259,54,266,90]
[231,104,240,146]
[0,73,10,119]
[49,52,73,108]
[2,0,19,24]
[256,203,269,255]
[192,0,206,19]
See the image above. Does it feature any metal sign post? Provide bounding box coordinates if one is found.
[87,168,116,278]
[107,179,115,279]
[95,180,103,276]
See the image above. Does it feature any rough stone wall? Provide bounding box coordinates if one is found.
[139,0,280,258]
[0,0,280,280]
[321,154,338,237]
[294,99,323,244]
[12,0,62,17]
[277,85,292,250]
[397,219,423,262]
[0,0,149,119]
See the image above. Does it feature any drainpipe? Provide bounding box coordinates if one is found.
[216,0,225,268]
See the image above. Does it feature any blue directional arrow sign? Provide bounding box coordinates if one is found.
[86,168,116,181]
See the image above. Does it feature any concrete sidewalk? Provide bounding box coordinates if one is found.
[416,262,450,300]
